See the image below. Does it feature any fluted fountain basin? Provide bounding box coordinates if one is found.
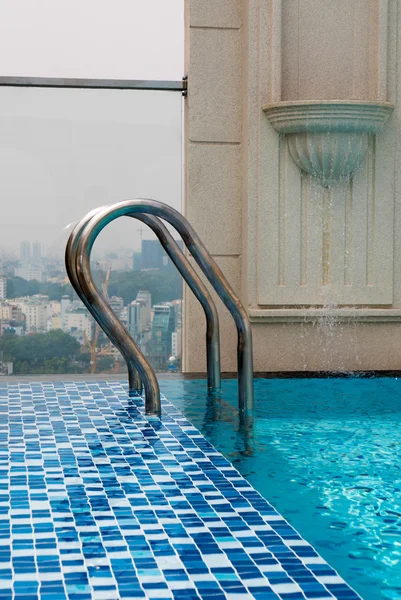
[263,100,394,187]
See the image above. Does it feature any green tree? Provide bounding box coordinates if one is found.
[96,356,114,373]
[7,276,75,301]
[108,270,182,305]
[0,330,89,374]
[7,277,40,298]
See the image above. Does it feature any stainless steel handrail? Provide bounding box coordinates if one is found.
[65,207,143,394]
[76,199,254,416]
[136,214,221,390]
[66,208,221,398]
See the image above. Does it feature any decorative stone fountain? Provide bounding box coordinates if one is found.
[263,100,394,187]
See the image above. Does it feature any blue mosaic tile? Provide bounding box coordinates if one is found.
[0,381,361,600]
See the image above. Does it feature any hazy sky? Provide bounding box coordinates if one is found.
[0,0,184,80]
[0,0,184,253]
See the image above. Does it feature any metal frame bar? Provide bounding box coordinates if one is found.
[0,76,186,94]
[75,200,254,417]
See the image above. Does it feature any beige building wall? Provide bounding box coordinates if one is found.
[184,0,401,373]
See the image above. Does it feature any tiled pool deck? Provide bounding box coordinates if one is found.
[0,381,361,600]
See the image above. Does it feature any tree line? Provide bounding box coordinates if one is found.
[7,269,182,306]
[0,330,89,374]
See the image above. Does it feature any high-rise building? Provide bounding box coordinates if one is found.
[32,242,42,264]
[140,239,183,272]
[127,291,152,352]
[171,329,182,359]
[0,277,6,300]
[132,252,142,271]
[148,302,178,370]
[20,241,31,266]
[61,295,71,328]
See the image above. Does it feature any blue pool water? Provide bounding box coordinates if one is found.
[160,377,401,600]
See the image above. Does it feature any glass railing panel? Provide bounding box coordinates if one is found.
[0,86,183,376]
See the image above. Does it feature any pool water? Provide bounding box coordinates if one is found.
[160,377,401,600]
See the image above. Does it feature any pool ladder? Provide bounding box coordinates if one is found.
[65,199,254,417]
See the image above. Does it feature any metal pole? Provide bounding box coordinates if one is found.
[134,213,221,390]
[65,209,143,395]
[0,76,186,94]
[74,230,161,415]
[77,200,254,416]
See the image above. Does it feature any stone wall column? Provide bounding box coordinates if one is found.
[185,0,401,374]
[183,0,243,372]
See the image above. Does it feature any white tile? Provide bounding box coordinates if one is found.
[317,575,345,584]
[271,583,302,594]
[201,554,232,568]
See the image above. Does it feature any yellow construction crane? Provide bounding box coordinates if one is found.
[84,263,111,374]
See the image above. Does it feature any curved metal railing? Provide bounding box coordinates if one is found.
[66,205,222,403]
[65,207,143,394]
[73,199,254,416]
[137,214,221,390]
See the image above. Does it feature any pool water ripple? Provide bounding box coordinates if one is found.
[161,378,401,600]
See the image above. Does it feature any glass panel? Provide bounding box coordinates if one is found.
[0,87,182,376]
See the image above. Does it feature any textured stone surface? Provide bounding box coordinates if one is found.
[189,28,242,143]
[190,0,242,29]
[187,143,242,254]
[252,322,401,372]
[183,256,240,373]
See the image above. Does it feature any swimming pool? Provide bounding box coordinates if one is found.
[0,380,360,600]
[160,377,401,600]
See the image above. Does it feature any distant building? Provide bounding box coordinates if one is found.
[61,295,71,328]
[141,239,183,272]
[132,252,141,271]
[63,307,92,341]
[12,295,51,332]
[0,318,23,337]
[141,240,162,270]
[0,277,6,300]
[32,242,42,265]
[49,300,61,316]
[171,329,182,359]
[0,303,23,322]
[26,304,49,332]
[101,257,125,271]
[47,315,62,331]
[148,302,178,370]
[109,296,124,318]
[127,291,152,352]
[120,306,128,326]
[14,265,44,282]
[0,319,11,336]
[16,241,43,280]
[20,241,30,265]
